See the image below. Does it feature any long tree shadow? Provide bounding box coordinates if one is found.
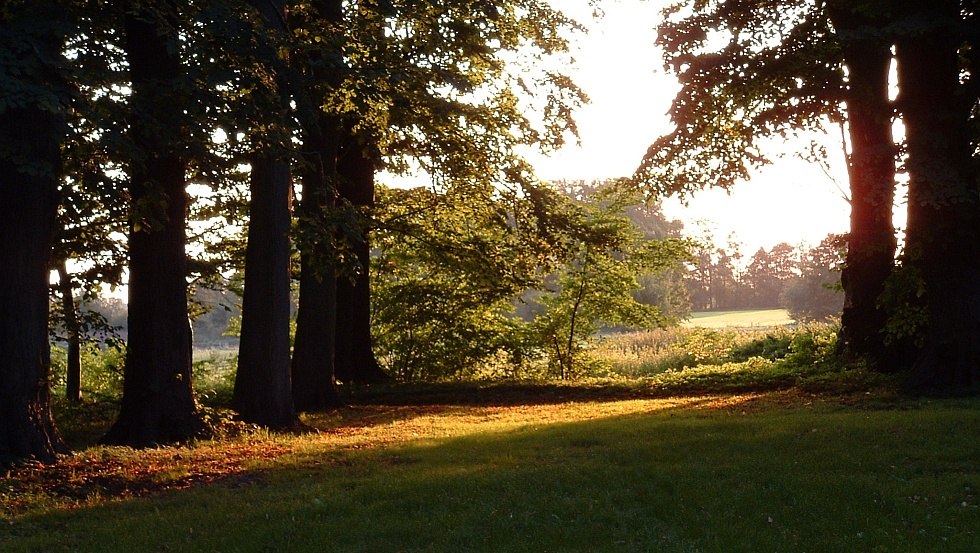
[4,398,978,552]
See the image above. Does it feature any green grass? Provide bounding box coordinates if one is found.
[3,392,979,552]
[8,327,978,552]
[684,309,795,328]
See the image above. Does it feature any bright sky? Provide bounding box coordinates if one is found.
[532,0,852,253]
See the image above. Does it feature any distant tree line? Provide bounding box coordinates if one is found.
[684,233,845,322]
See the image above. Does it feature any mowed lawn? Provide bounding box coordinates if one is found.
[684,309,795,329]
[2,392,978,552]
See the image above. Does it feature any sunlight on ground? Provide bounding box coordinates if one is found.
[301,395,762,452]
[682,309,794,329]
[2,395,770,518]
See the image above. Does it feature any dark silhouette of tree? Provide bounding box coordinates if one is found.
[290,0,345,411]
[895,0,980,390]
[232,0,299,429]
[0,0,70,464]
[827,2,898,368]
[102,2,202,446]
[334,129,389,384]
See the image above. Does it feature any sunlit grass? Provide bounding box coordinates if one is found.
[684,309,795,328]
[8,323,976,552]
[3,392,978,552]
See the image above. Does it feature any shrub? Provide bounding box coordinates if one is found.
[50,342,125,400]
[727,330,793,362]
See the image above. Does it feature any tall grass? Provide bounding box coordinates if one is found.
[589,323,838,379]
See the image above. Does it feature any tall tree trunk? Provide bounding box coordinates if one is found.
[103,4,202,446]
[896,0,980,392]
[827,5,899,370]
[56,262,83,402]
[290,0,347,410]
[291,119,343,411]
[233,157,297,427]
[334,130,389,384]
[0,105,69,464]
[232,0,298,429]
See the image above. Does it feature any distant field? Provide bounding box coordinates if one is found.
[683,309,794,328]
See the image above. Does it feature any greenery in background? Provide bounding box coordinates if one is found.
[371,180,691,382]
[50,342,125,400]
[526,182,690,378]
[371,184,545,382]
[780,234,846,322]
[591,321,842,382]
[683,231,845,319]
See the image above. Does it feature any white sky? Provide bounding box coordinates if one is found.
[532,0,852,253]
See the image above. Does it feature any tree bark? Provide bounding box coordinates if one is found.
[896,0,980,392]
[334,130,389,384]
[56,262,83,402]
[233,157,297,427]
[291,119,343,411]
[827,5,899,370]
[232,0,299,429]
[290,0,350,410]
[102,4,202,446]
[0,104,69,464]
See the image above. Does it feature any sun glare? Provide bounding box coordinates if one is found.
[534,0,857,252]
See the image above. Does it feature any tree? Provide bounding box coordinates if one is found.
[529,183,690,378]
[894,0,980,390]
[637,0,897,366]
[102,2,202,446]
[0,0,70,463]
[743,243,798,309]
[49,159,127,402]
[334,128,389,384]
[625,200,690,319]
[826,2,898,367]
[782,234,845,322]
[289,0,345,411]
[289,0,587,392]
[231,0,298,429]
[371,185,543,381]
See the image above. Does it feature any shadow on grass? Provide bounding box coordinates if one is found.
[4,396,978,553]
[340,362,897,409]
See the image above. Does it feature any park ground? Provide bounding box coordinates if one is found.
[2,313,979,552]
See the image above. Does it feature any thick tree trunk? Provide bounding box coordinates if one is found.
[290,0,347,410]
[896,1,980,392]
[102,5,202,446]
[334,130,389,384]
[232,0,298,429]
[828,6,899,370]
[291,122,343,411]
[56,262,83,402]
[0,105,69,465]
[233,156,297,427]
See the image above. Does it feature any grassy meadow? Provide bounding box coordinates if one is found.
[4,315,978,552]
[683,309,796,329]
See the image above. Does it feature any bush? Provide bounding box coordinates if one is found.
[786,322,839,366]
[50,342,125,400]
[727,330,793,362]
